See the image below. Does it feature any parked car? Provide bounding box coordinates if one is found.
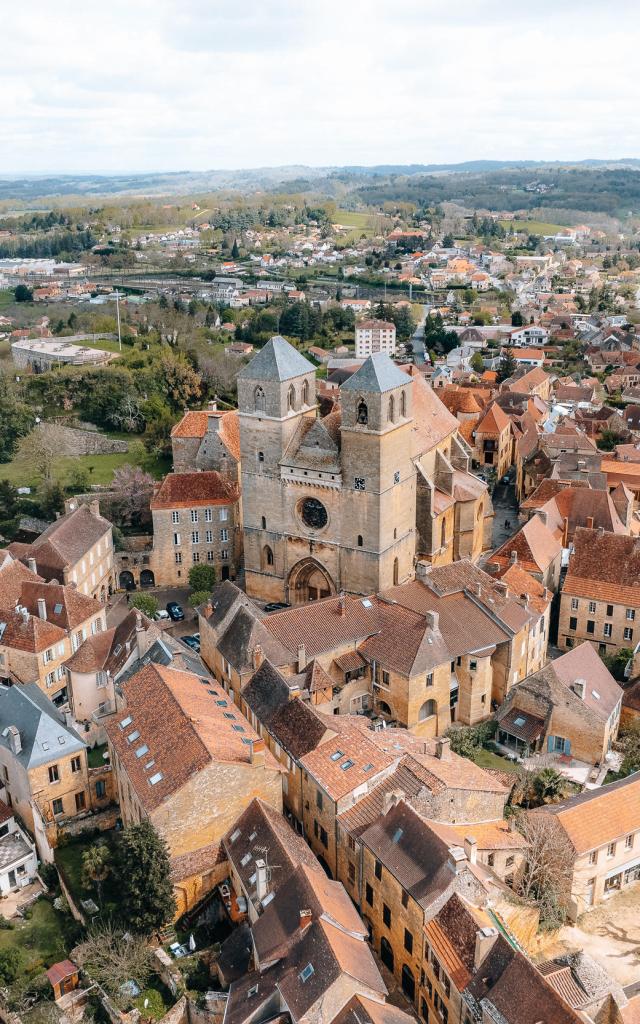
[264,602,290,613]
[166,601,185,621]
[154,609,170,621]
[182,634,200,652]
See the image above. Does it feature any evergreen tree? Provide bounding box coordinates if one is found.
[231,239,240,259]
[496,347,517,383]
[115,821,175,935]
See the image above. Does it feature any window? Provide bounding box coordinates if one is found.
[571,597,579,610]
[589,601,596,614]
[173,532,181,546]
[320,826,328,848]
[401,390,407,417]
[586,620,595,635]
[207,550,214,562]
[625,834,633,849]
[388,395,395,422]
[354,477,365,490]
[221,550,229,560]
[348,835,356,852]
[190,509,198,523]
[175,552,182,564]
[43,647,54,664]
[52,798,64,816]
[604,623,612,638]
[607,842,616,858]
[487,853,495,867]
[205,530,213,543]
[261,516,266,529]
[205,508,213,522]
[627,608,636,621]
[302,379,310,406]
[172,510,180,524]
[348,861,356,884]
[75,791,86,811]
[589,850,597,864]
[48,765,60,784]
[607,604,614,616]
[191,531,199,544]
[505,855,514,868]
[288,384,296,411]
[382,670,390,687]
[254,386,266,413]
[470,660,477,672]
[258,451,264,463]
[382,903,391,928]
[316,789,323,810]
[426,672,433,687]
[419,699,437,721]
[404,929,413,954]
[219,507,229,521]
[192,552,200,563]
[357,400,368,425]
[263,545,274,567]
[625,627,634,642]
[220,528,228,542]
[365,882,373,906]
[357,534,363,547]
[375,859,382,880]
[71,756,81,774]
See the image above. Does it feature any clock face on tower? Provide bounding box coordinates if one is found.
[301,497,328,529]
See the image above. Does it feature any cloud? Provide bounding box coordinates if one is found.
[1,0,638,173]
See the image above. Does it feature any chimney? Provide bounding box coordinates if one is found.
[37,598,47,621]
[135,612,143,631]
[208,400,218,413]
[255,858,268,900]
[338,591,346,617]
[382,790,403,816]
[586,516,594,530]
[510,550,518,564]
[88,499,100,517]
[449,846,467,875]
[19,607,29,624]
[27,557,37,574]
[464,835,478,865]
[425,610,439,631]
[250,738,265,766]
[416,560,429,580]
[536,510,547,526]
[474,926,498,970]
[562,516,569,548]
[297,643,307,672]
[573,678,586,700]
[597,526,604,538]
[5,726,21,756]
[436,737,451,761]
[63,710,74,728]
[299,909,313,931]
[252,644,264,671]
[202,600,213,620]
[495,582,508,598]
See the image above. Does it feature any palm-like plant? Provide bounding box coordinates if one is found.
[82,842,111,906]
[531,767,566,806]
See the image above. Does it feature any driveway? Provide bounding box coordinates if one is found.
[490,480,519,552]
[548,886,640,987]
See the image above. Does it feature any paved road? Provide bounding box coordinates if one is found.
[490,481,519,551]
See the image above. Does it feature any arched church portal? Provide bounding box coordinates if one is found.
[287,558,336,605]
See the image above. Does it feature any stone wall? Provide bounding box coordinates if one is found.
[47,423,129,456]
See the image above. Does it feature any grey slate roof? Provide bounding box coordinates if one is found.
[237,336,315,382]
[0,683,86,770]
[340,352,409,394]
[0,830,32,871]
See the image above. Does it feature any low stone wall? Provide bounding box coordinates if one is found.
[47,423,129,456]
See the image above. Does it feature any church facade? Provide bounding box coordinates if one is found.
[238,336,493,604]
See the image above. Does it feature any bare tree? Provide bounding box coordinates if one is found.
[16,423,68,483]
[514,811,572,929]
[111,464,156,528]
[109,394,143,432]
[75,923,153,1005]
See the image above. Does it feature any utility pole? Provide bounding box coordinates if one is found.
[115,289,122,352]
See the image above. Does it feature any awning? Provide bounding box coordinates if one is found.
[605,855,640,880]
[498,706,546,744]
[334,650,367,674]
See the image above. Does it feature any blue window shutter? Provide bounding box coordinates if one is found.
[547,736,554,753]
[564,738,571,755]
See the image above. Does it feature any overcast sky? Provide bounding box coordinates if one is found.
[2,0,638,174]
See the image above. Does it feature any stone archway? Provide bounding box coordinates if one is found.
[287,558,336,605]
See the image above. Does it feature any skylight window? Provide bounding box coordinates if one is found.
[330,750,344,761]
[229,829,241,843]
[53,603,63,615]
[262,892,274,907]
[340,759,354,771]
[392,828,404,844]
[144,760,155,770]
[363,763,374,772]
[592,690,601,700]
[224,712,236,720]
[127,730,140,743]
[248,985,259,998]
[514,716,526,728]
[249,873,257,885]
[232,725,245,732]
[135,744,149,758]
[362,599,373,609]
[299,964,314,983]
[58,736,66,745]
[113,645,122,657]
[148,772,163,785]
[240,853,252,866]
[216,699,228,707]
[249,832,257,842]
[119,715,132,729]
[208,690,216,696]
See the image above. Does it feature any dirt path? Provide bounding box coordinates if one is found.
[546,887,640,987]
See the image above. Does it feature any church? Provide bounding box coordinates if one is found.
[238,336,493,604]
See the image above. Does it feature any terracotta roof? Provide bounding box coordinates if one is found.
[332,994,414,1024]
[470,942,583,1024]
[476,402,511,434]
[440,386,489,416]
[539,772,640,854]
[19,580,101,630]
[170,841,223,882]
[26,504,111,574]
[425,894,492,991]
[0,606,66,653]
[498,706,546,743]
[150,471,239,509]
[563,528,640,607]
[334,650,367,674]
[337,757,435,837]
[171,410,210,438]
[300,719,396,800]
[410,374,460,456]
[0,559,42,607]
[491,515,562,575]
[495,563,551,615]
[241,661,329,759]
[105,664,277,812]
[428,819,527,852]
[263,594,379,660]
[64,629,114,672]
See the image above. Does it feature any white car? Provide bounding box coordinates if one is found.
[154,609,170,621]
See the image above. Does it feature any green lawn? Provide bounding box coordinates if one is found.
[0,289,15,309]
[473,748,519,773]
[499,219,570,235]
[133,980,172,1020]
[88,743,108,768]
[55,832,120,913]
[334,209,373,228]
[0,897,82,975]
[0,449,169,490]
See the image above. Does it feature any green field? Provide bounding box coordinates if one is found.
[472,748,519,773]
[0,449,169,489]
[0,898,81,974]
[499,219,570,235]
[0,289,15,309]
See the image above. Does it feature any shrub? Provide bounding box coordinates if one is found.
[0,947,25,984]
[0,914,14,930]
[130,593,159,618]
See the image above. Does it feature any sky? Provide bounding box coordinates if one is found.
[2,0,639,175]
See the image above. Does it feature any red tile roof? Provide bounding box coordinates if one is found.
[150,471,239,510]
[563,528,640,607]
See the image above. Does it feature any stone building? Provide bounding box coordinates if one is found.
[170,403,240,482]
[9,501,115,601]
[238,336,493,604]
[559,528,640,654]
[105,662,283,916]
[149,471,242,587]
